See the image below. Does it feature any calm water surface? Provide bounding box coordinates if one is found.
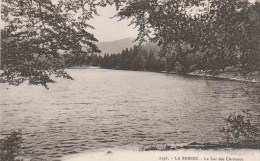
[0,69,259,161]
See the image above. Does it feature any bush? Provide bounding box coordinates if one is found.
[221,111,260,148]
[0,130,23,161]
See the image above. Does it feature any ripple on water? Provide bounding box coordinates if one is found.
[0,69,259,161]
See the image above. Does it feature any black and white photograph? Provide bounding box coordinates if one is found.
[0,0,260,161]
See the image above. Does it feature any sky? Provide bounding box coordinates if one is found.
[89,6,138,42]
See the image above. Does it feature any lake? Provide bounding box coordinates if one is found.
[0,69,259,161]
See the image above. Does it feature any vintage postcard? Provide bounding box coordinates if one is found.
[0,0,259,161]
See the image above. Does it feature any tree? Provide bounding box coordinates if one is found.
[116,0,259,73]
[1,0,103,87]
[197,0,251,71]
[221,111,260,147]
[238,2,260,72]
[115,0,202,71]
[0,130,23,161]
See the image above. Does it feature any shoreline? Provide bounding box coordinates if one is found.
[61,140,260,161]
[69,65,101,69]
[107,68,260,83]
[66,67,260,83]
[186,70,260,83]
[1,68,259,84]
[62,148,260,161]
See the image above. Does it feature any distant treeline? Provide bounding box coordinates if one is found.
[91,46,166,72]
[67,44,200,73]
[62,44,170,72]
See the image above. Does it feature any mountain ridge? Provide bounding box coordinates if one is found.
[96,37,138,55]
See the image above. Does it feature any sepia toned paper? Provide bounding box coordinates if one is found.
[0,0,259,161]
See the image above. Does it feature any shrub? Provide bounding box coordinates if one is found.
[0,130,23,161]
[221,111,260,148]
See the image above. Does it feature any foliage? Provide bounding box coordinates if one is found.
[0,130,23,161]
[116,0,260,72]
[221,111,260,147]
[116,0,201,65]
[239,2,260,72]
[198,0,260,71]
[1,0,104,87]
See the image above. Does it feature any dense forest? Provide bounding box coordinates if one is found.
[63,43,166,72]
[1,0,260,86]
